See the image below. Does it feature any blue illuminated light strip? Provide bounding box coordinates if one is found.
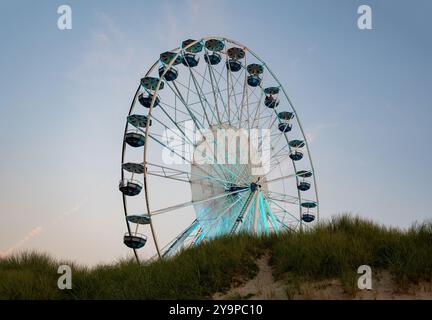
[259,193,269,235]
[263,195,280,232]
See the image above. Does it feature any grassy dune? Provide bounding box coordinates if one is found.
[1,215,431,299]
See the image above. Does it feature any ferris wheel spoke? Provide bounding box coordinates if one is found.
[151,188,249,217]
[222,147,254,185]
[261,110,278,131]
[204,62,222,124]
[164,80,246,183]
[146,170,219,187]
[229,190,257,235]
[159,100,205,125]
[265,173,298,184]
[146,128,231,184]
[237,58,249,127]
[251,91,279,130]
[197,192,247,240]
[166,80,205,129]
[248,90,265,129]
[255,118,280,155]
[248,83,263,102]
[257,152,288,179]
[226,60,232,124]
[228,64,249,125]
[252,190,261,233]
[147,113,196,147]
[199,135,251,184]
[209,58,229,123]
[195,127,253,185]
[146,131,222,180]
[192,73,220,126]
[264,191,304,205]
[159,84,243,185]
[266,192,315,209]
[161,219,200,258]
[261,194,281,232]
[259,142,289,169]
[265,154,292,178]
[199,192,246,223]
[145,162,236,187]
[266,133,290,155]
[234,163,252,185]
[241,83,261,127]
[264,151,292,171]
[226,66,242,124]
[200,193,249,239]
[274,216,297,231]
[192,227,206,246]
[258,109,274,128]
[269,153,292,169]
[182,61,215,127]
[204,142,250,185]
[262,193,301,223]
[184,60,223,120]
[171,67,202,98]
[228,111,271,129]
[198,65,220,125]
[227,89,252,126]
[257,193,270,235]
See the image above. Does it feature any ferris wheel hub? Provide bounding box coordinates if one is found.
[250,182,258,192]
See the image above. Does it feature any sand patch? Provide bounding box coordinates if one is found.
[213,254,432,300]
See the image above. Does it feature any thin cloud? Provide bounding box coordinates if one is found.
[0,200,87,258]
[306,123,339,144]
[0,226,43,257]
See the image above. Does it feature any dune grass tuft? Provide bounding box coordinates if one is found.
[270,214,432,290]
[1,214,431,299]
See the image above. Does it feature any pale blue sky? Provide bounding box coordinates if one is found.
[0,0,431,264]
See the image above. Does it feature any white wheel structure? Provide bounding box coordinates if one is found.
[120,37,319,262]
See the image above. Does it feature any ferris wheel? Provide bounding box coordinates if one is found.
[120,37,319,262]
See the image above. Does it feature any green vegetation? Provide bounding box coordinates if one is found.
[1,214,431,299]
[270,215,432,294]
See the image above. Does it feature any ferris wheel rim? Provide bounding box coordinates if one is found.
[121,36,319,262]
